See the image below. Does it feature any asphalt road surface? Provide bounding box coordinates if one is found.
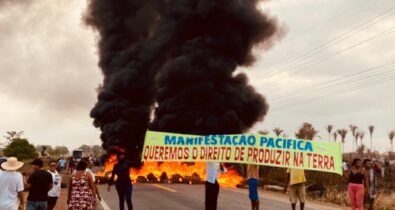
[96,184,345,210]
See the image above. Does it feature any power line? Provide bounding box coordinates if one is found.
[272,64,394,99]
[271,63,395,100]
[258,6,395,80]
[272,69,395,102]
[272,27,395,77]
[260,23,395,81]
[270,72,395,112]
[278,26,395,76]
[272,71,394,103]
[283,4,364,43]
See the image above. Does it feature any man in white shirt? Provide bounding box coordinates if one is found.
[47,160,62,210]
[205,162,227,210]
[0,157,25,210]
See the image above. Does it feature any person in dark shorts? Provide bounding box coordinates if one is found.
[25,158,53,210]
[247,164,260,210]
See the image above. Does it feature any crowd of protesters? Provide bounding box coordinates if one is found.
[0,156,100,210]
[204,158,383,210]
[0,153,386,210]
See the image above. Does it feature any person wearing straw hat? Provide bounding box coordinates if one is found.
[0,157,25,210]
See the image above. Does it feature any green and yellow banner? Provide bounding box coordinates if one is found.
[142,130,343,175]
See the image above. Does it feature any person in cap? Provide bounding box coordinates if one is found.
[0,157,25,210]
[25,158,53,210]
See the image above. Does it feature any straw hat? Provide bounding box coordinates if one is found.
[1,157,24,171]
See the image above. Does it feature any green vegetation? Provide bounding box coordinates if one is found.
[4,138,37,160]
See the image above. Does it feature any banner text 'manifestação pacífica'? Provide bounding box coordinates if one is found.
[143,130,343,175]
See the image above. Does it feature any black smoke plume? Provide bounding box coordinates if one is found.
[151,0,278,134]
[85,0,161,164]
[86,0,281,164]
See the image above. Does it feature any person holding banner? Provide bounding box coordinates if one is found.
[205,162,227,210]
[247,164,260,210]
[284,168,306,210]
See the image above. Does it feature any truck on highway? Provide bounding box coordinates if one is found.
[72,149,83,161]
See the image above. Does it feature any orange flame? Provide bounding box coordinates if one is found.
[96,154,243,188]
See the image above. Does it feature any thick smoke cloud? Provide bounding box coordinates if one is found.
[151,0,278,134]
[86,0,280,164]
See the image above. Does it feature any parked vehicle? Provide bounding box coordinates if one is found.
[72,149,83,161]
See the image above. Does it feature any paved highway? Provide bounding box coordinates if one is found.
[96,184,346,210]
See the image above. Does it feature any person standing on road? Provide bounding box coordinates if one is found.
[47,160,62,210]
[68,160,97,210]
[247,164,260,210]
[0,157,25,210]
[205,162,227,210]
[284,168,306,210]
[25,158,53,210]
[58,158,66,173]
[363,159,380,210]
[72,159,102,203]
[68,157,75,175]
[87,160,102,202]
[344,158,369,210]
[107,152,133,210]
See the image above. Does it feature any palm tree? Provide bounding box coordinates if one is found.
[355,132,360,153]
[389,131,395,152]
[357,144,366,157]
[349,125,358,154]
[325,125,333,142]
[359,131,365,146]
[333,132,338,142]
[368,125,375,153]
[358,131,365,156]
[273,128,284,137]
[337,129,348,153]
[259,130,269,136]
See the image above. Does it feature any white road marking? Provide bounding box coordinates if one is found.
[100,198,111,210]
[152,184,177,192]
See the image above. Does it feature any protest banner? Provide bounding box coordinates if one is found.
[142,130,343,175]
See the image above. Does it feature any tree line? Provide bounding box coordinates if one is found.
[260,123,395,156]
[0,131,104,160]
